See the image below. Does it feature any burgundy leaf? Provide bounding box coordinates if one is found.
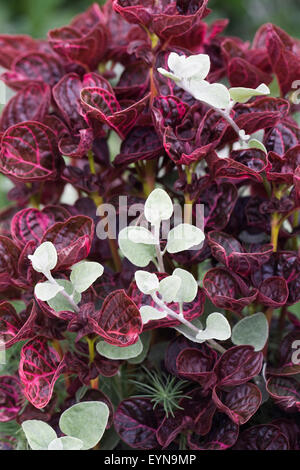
[1,53,65,90]
[19,337,65,409]
[0,236,20,288]
[0,122,60,182]
[81,86,149,139]
[267,145,300,184]
[42,215,94,270]
[156,389,215,448]
[203,268,258,313]
[228,57,272,88]
[11,206,70,249]
[233,424,289,450]
[264,119,300,155]
[208,231,273,278]
[49,23,108,70]
[196,181,238,230]
[267,376,300,413]
[214,345,263,387]
[222,97,289,143]
[114,126,163,166]
[113,0,210,39]
[93,290,142,347]
[258,276,289,308]
[266,24,300,97]
[114,398,159,449]
[0,83,50,131]
[212,383,261,425]
[188,413,239,450]
[0,376,24,422]
[0,35,39,69]
[176,347,217,390]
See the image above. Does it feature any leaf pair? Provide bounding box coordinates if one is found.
[22,401,109,450]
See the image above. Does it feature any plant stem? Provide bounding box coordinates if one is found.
[155,244,165,273]
[271,212,280,252]
[184,194,194,224]
[86,337,99,390]
[152,293,226,354]
[88,150,96,175]
[144,160,156,197]
[198,101,249,144]
[207,339,226,354]
[152,293,199,333]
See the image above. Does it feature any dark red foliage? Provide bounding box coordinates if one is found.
[19,337,66,409]
[114,398,160,449]
[203,268,258,313]
[0,376,25,422]
[0,0,299,452]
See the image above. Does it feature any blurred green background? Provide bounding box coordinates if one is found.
[0,0,299,39]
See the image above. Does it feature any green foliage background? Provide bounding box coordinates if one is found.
[0,0,299,39]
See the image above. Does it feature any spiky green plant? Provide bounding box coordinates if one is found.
[130,368,191,418]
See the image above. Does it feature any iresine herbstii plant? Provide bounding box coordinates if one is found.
[1,0,300,453]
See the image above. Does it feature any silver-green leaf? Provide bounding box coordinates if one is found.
[47,279,81,313]
[59,401,109,450]
[166,224,205,254]
[34,281,64,302]
[70,261,104,293]
[144,188,173,226]
[22,420,57,450]
[28,242,58,274]
[172,268,198,303]
[118,227,156,267]
[231,313,268,351]
[158,275,182,303]
[140,305,167,324]
[135,271,159,295]
[96,338,143,360]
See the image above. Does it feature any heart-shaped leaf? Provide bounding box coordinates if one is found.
[135,271,159,295]
[140,305,167,324]
[34,281,64,302]
[144,188,173,226]
[167,224,205,253]
[232,313,269,351]
[196,312,231,342]
[70,261,104,293]
[22,420,57,450]
[59,401,109,450]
